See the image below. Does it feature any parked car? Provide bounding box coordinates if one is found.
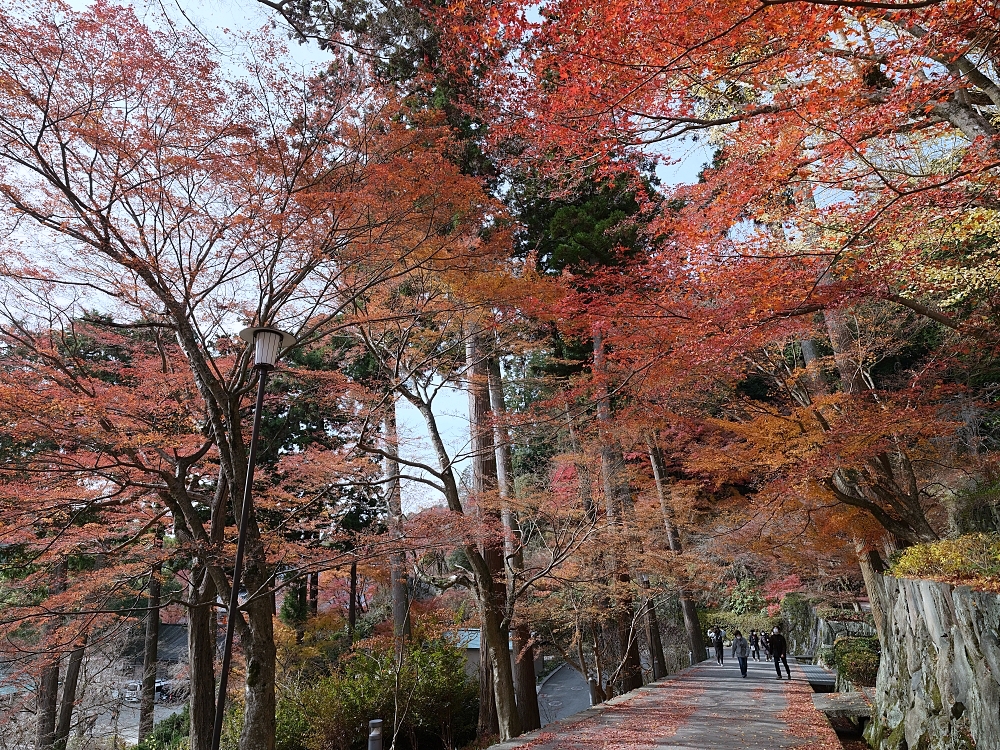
[123,681,141,703]
[124,679,172,703]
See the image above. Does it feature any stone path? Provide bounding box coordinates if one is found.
[491,658,841,750]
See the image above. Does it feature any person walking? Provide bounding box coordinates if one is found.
[711,626,725,665]
[770,625,791,679]
[731,630,750,677]
[748,629,761,661]
[760,630,771,661]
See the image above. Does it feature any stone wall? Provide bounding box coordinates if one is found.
[866,576,1000,750]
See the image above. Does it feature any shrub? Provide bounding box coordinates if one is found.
[300,638,477,750]
[727,579,766,616]
[829,636,880,687]
[698,609,779,640]
[891,533,1000,592]
[137,704,189,750]
[276,697,310,750]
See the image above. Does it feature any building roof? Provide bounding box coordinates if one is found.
[448,629,513,651]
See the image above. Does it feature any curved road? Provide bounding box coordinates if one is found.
[537,664,593,726]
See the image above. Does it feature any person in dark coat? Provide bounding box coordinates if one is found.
[711,626,725,665]
[761,630,771,660]
[770,625,791,679]
[748,629,761,661]
[731,630,750,677]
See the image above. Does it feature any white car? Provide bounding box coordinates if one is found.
[123,680,169,703]
[123,681,141,703]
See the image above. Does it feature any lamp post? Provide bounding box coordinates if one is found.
[210,327,296,750]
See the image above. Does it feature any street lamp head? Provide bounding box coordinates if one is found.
[238,327,297,370]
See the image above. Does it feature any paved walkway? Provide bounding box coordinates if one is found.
[493,659,841,750]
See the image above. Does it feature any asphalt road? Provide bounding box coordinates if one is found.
[537,664,593,726]
[84,701,186,744]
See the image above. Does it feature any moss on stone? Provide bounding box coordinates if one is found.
[929,681,943,714]
[882,719,908,750]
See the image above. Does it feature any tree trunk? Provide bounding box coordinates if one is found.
[297,577,307,616]
[466,327,522,741]
[398,355,521,741]
[646,437,705,662]
[824,309,864,394]
[57,551,95,750]
[488,354,541,732]
[239,548,278,750]
[187,570,216,750]
[348,560,358,645]
[139,560,162,743]
[211,392,278,750]
[465,327,499,498]
[798,339,829,399]
[563,401,596,520]
[641,579,667,679]
[383,406,411,641]
[240,620,277,750]
[467,328,500,737]
[593,329,643,694]
[476,582,521,741]
[308,572,319,617]
[856,542,888,644]
[36,558,66,750]
[54,636,85,750]
[477,629,499,738]
[35,658,59,750]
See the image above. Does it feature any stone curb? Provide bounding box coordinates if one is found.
[487,661,704,750]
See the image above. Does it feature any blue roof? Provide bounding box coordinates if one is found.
[451,628,481,649]
[448,629,513,650]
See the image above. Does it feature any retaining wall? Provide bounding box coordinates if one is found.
[866,576,1000,750]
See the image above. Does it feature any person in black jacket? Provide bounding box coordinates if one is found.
[748,629,761,661]
[711,626,725,665]
[770,625,791,679]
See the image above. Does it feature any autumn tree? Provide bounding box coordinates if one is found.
[0,3,510,749]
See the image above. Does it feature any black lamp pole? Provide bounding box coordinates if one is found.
[210,327,294,750]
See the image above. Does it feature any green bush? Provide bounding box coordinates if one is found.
[891,533,1000,591]
[276,697,310,750]
[698,609,779,639]
[220,701,244,750]
[300,638,478,750]
[727,579,766,616]
[138,704,189,750]
[953,484,1000,534]
[830,636,880,687]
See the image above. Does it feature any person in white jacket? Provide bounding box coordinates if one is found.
[731,630,751,678]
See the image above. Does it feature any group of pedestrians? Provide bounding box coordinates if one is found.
[709,625,792,680]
